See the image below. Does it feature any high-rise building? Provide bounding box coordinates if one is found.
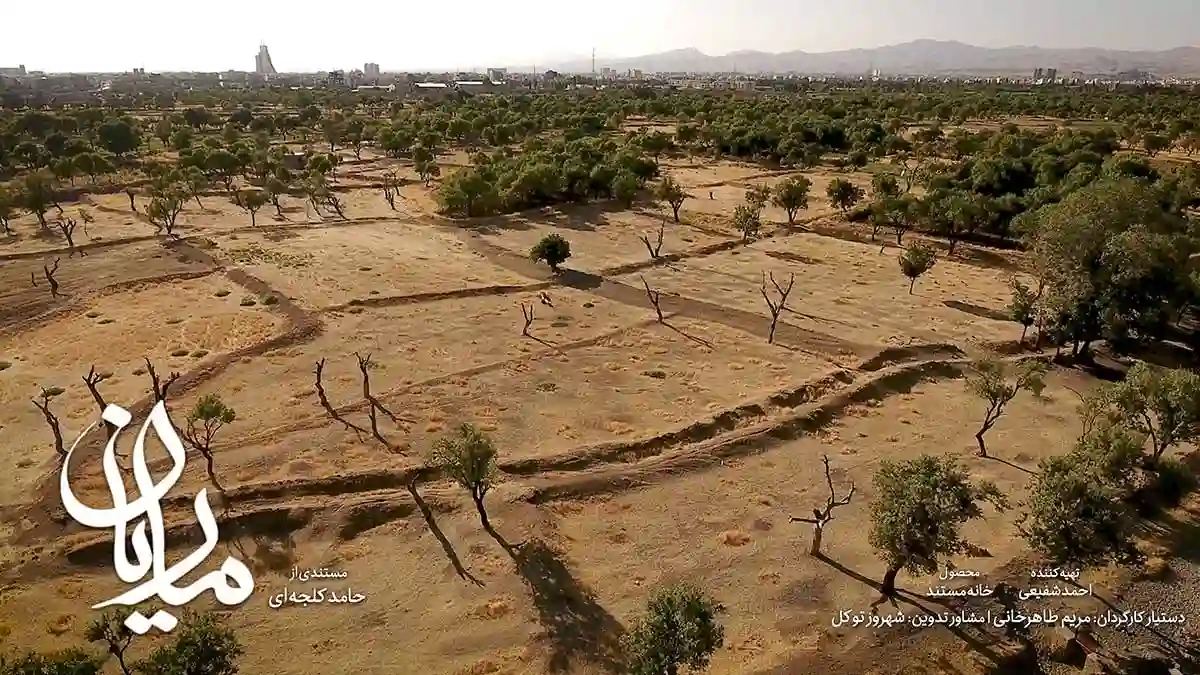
[486,67,507,82]
[364,63,381,78]
[1045,68,1057,81]
[255,44,277,75]
[1034,68,1044,80]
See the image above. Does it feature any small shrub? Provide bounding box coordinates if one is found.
[43,386,65,397]
[214,289,231,297]
[1151,457,1198,508]
[191,349,210,358]
[239,297,257,306]
[0,361,10,371]
[166,318,182,325]
[261,295,278,305]
[529,234,571,272]
[98,318,114,325]
[85,311,101,318]
[132,368,146,376]
[170,349,190,357]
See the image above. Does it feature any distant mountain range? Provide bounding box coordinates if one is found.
[524,40,1200,77]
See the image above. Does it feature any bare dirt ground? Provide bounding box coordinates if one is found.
[0,152,1160,675]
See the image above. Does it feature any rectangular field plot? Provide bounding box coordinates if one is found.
[666,161,776,188]
[0,240,215,331]
[617,232,1026,350]
[208,222,529,310]
[0,274,285,505]
[371,316,830,463]
[548,369,1092,675]
[167,288,654,440]
[477,209,735,274]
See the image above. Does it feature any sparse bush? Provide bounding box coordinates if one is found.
[529,234,571,272]
[965,358,1047,457]
[214,290,230,298]
[261,295,278,305]
[239,297,256,307]
[898,242,937,293]
[429,423,500,535]
[1150,456,1198,507]
[132,611,241,675]
[0,648,103,675]
[622,582,725,675]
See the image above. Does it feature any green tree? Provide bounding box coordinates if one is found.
[772,175,812,225]
[97,119,140,157]
[232,189,269,227]
[145,186,186,237]
[529,233,571,272]
[868,455,1008,597]
[132,611,242,675]
[1141,133,1170,157]
[19,170,56,230]
[898,242,937,294]
[622,583,725,675]
[182,393,236,495]
[826,178,863,212]
[732,203,761,241]
[1081,362,1200,464]
[1007,277,1039,345]
[1019,425,1144,569]
[655,175,688,222]
[871,173,900,199]
[429,423,500,536]
[965,358,1047,457]
[612,171,640,207]
[0,649,102,675]
[0,185,13,236]
[85,610,135,675]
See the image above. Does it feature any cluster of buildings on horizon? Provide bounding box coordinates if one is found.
[0,44,1193,106]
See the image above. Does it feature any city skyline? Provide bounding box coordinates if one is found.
[2,0,1199,73]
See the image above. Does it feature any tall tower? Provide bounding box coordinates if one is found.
[255,43,277,75]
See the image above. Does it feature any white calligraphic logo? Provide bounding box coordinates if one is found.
[60,401,254,634]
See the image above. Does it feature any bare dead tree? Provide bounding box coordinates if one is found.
[521,302,535,337]
[313,358,365,437]
[760,271,796,345]
[639,218,665,260]
[642,276,664,323]
[143,357,180,403]
[324,195,348,220]
[43,258,60,298]
[32,386,66,461]
[83,366,117,440]
[355,352,407,447]
[789,454,856,556]
[56,218,84,257]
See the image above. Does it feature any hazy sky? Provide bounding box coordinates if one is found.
[3,0,1199,73]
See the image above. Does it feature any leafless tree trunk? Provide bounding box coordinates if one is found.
[355,352,408,448]
[313,358,366,438]
[125,188,136,212]
[325,195,348,220]
[44,258,61,298]
[760,271,796,345]
[640,219,665,260]
[83,366,117,440]
[32,388,66,460]
[642,276,664,323]
[143,357,180,403]
[789,455,856,556]
[30,271,36,287]
[521,302,535,337]
[57,218,84,257]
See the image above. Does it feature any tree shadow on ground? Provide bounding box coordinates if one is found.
[942,300,1013,323]
[505,538,625,673]
[407,479,483,586]
[813,552,1029,669]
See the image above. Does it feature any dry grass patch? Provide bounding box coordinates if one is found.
[209,223,527,310]
[619,232,1026,350]
[477,208,734,274]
